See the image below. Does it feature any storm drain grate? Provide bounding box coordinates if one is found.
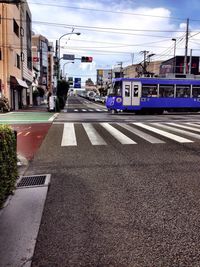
[16,174,51,188]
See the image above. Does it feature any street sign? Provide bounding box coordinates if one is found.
[74,78,81,88]
[63,54,75,60]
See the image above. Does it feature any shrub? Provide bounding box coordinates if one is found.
[0,125,18,208]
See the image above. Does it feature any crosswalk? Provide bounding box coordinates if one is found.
[63,108,107,113]
[60,122,200,146]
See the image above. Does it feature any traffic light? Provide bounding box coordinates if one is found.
[81,56,93,63]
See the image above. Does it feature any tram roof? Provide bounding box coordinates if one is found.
[113,77,200,85]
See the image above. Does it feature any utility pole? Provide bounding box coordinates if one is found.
[117,61,123,77]
[189,49,192,74]
[143,50,148,74]
[139,50,149,76]
[184,18,189,74]
[131,53,134,65]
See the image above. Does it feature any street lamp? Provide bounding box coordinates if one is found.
[172,38,176,73]
[58,32,81,59]
[57,31,81,80]
[62,61,74,80]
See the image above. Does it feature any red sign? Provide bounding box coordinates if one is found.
[33,57,39,62]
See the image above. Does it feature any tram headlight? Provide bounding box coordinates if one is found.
[116,97,122,103]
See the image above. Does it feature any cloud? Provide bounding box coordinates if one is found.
[28,0,196,83]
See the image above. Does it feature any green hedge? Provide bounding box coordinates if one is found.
[0,125,18,207]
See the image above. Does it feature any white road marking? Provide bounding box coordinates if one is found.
[48,113,59,121]
[82,109,87,112]
[134,122,193,143]
[96,109,102,112]
[167,122,200,133]
[82,123,107,145]
[74,109,78,112]
[17,132,22,136]
[153,123,200,140]
[61,123,77,146]
[186,122,200,128]
[100,123,136,144]
[118,123,165,144]
[88,109,94,112]
[24,132,30,136]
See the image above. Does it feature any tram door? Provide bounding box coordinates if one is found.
[131,82,141,106]
[122,81,132,106]
[123,81,141,106]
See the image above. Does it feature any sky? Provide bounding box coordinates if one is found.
[27,0,200,84]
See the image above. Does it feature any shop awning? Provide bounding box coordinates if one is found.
[10,76,28,88]
[16,78,28,88]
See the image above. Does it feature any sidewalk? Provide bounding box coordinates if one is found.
[19,103,49,112]
[0,103,54,267]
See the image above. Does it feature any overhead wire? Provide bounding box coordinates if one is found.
[27,1,187,21]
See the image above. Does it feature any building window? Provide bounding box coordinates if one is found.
[13,19,19,37]
[16,54,20,69]
[0,49,2,60]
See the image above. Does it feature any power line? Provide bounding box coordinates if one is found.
[27,2,186,21]
[0,16,183,38]
[32,22,178,38]
[0,16,186,33]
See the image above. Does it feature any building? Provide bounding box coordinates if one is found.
[32,34,49,99]
[20,1,33,106]
[160,56,200,77]
[0,1,32,110]
[123,61,162,78]
[96,69,112,95]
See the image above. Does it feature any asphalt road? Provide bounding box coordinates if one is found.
[26,96,200,266]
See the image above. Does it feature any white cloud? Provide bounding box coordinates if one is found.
[28,0,194,83]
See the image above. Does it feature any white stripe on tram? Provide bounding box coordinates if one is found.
[82,123,107,145]
[153,123,200,140]
[118,123,165,144]
[61,123,77,146]
[100,123,136,144]
[133,122,193,143]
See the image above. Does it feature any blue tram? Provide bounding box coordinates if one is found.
[106,77,200,114]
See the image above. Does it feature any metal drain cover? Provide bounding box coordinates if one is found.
[16,174,51,188]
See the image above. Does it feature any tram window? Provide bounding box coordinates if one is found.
[192,86,200,97]
[159,85,174,97]
[134,85,139,97]
[176,85,190,98]
[115,81,122,96]
[142,84,158,97]
[125,85,130,97]
[108,81,122,96]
